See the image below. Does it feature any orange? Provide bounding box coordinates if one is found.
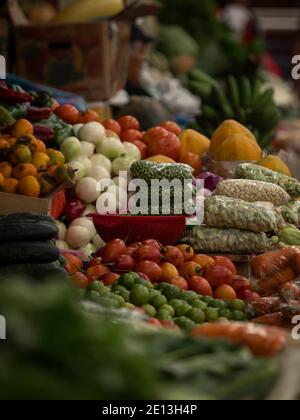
[3,178,19,194]
[34,139,47,153]
[9,145,32,165]
[0,139,10,149]
[0,172,4,190]
[7,137,17,147]
[160,262,179,282]
[31,152,50,171]
[13,163,38,180]
[17,175,40,197]
[11,119,33,138]
[0,161,13,178]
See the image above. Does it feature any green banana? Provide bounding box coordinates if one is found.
[237,108,247,125]
[251,78,262,106]
[202,105,222,125]
[212,85,234,119]
[227,76,240,110]
[252,88,275,112]
[187,80,213,100]
[188,68,218,87]
[240,76,252,109]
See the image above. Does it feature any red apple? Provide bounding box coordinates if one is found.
[188,276,213,296]
[204,266,233,288]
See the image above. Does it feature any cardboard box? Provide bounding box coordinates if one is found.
[7,0,159,101]
[0,192,51,215]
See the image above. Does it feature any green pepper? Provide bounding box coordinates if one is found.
[0,105,15,129]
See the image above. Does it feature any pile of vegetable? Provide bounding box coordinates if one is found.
[0,276,281,400]
[0,212,67,281]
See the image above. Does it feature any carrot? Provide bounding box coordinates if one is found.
[251,248,299,279]
[191,322,287,357]
[256,267,297,296]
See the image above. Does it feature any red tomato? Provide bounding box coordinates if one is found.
[162,246,184,268]
[214,285,237,301]
[160,121,181,136]
[180,153,203,176]
[238,290,261,301]
[205,266,233,288]
[87,257,103,268]
[146,131,181,161]
[120,129,142,142]
[213,256,237,276]
[143,127,168,144]
[55,104,80,124]
[188,276,213,296]
[231,275,251,292]
[70,272,89,289]
[102,119,122,137]
[102,273,120,286]
[176,244,195,261]
[86,265,111,280]
[102,239,127,263]
[180,262,202,279]
[115,254,136,271]
[79,110,100,123]
[134,260,162,282]
[125,139,147,159]
[167,276,188,290]
[117,115,140,131]
[133,245,162,264]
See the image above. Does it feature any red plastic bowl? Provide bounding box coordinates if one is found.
[90,213,187,246]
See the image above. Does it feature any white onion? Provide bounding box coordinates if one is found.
[79,243,97,262]
[112,154,136,175]
[55,220,67,241]
[89,154,112,174]
[75,177,101,204]
[56,240,69,250]
[123,142,141,160]
[70,217,96,236]
[73,123,84,136]
[60,137,81,162]
[88,165,111,182]
[79,122,106,145]
[80,141,95,158]
[66,225,91,249]
[92,234,105,250]
[77,156,92,173]
[97,137,125,160]
[68,160,86,183]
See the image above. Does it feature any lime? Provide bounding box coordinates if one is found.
[119,272,139,289]
[157,310,173,321]
[233,310,248,321]
[205,308,220,322]
[130,285,150,306]
[219,309,234,320]
[112,285,130,302]
[191,300,208,311]
[98,297,120,308]
[87,280,105,293]
[181,290,199,302]
[84,290,102,303]
[174,317,196,331]
[122,302,135,310]
[201,296,214,305]
[161,284,182,300]
[169,299,191,317]
[142,304,157,317]
[186,308,205,324]
[209,299,226,309]
[150,293,167,309]
[111,294,125,305]
[156,282,171,292]
[227,299,246,313]
[136,278,154,289]
[159,304,175,318]
[100,286,112,296]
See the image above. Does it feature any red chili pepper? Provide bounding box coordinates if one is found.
[34,125,55,142]
[27,106,52,122]
[0,86,32,104]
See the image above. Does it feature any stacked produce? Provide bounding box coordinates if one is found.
[188,70,280,148]
[0,213,67,281]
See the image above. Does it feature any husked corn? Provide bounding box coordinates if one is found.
[215,179,290,206]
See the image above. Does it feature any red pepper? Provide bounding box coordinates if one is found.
[27,106,52,122]
[34,125,55,142]
[0,86,32,104]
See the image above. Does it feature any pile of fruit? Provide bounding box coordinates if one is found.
[187,69,280,149]
[0,118,74,197]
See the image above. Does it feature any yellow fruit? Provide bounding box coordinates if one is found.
[210,120,256,155]
[146,155,176,164]
[0,139,10,149]
[31,152,50,171]
[9,145,32,165]
[180,129,210,157]
[13,163,38,180]
[54,164,75,185]
[17,176,41,198]
[34,139,47,153]
[37,173,57,195]
[214,134,262,162]
[11,119,33,138]
[0,161,13,178]
[3,178,19,194]
[0,172,4,190]
[46,149,65,166]
[258,155,292,177]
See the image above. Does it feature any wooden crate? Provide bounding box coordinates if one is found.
[0,192,51,215]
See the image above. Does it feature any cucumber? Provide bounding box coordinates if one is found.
[0,263,68,282]
[0,213,54,224]
[0,242,60,265]
[0,221,58,242]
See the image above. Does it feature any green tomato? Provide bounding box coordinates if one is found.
[209,299,226,309]
[142,304,157,317]
[205,308,220,322]
[233,310,248,321]
[186,308,206,324]
[130,285,150,306]
[157,310,173,321]
[159,304,175,318]
[119,272,140,289]
[227,299,247,313]
[219,309,234,320]
[191,300,208,311]
[174,317,196,331]
[181,290,199,302]
[150,294,168,309]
